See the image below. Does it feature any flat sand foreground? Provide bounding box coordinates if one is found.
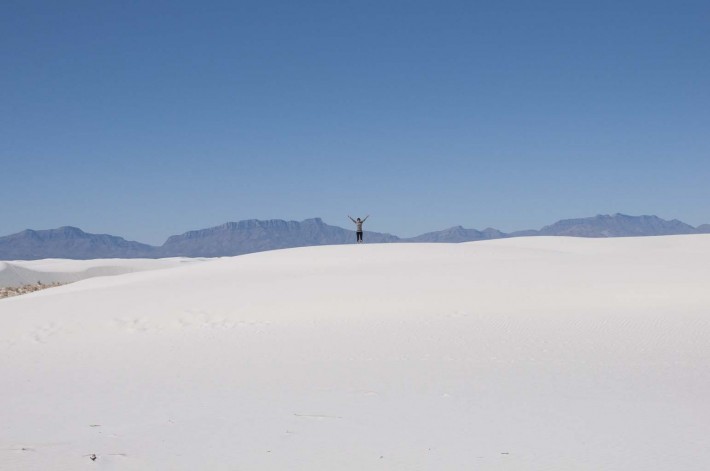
[1,236,710,470]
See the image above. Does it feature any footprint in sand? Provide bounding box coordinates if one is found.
[294,413,343,420]
[112,318,154,333]
[29,323,60,344]
[178,310,240,330]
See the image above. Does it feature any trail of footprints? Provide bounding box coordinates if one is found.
[112,310,271,333]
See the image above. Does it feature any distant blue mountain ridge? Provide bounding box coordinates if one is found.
[1,214,708,260]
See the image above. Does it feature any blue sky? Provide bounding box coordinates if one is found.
[2,0,709,244]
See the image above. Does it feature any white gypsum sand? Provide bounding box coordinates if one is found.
[1,235,709,470]
[0,258,205,289]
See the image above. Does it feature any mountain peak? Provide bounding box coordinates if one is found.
[55,226,87,236]
[0,227,156,260]
[539,214,697,237]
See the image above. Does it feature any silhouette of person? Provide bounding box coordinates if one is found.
[348,215,369,243]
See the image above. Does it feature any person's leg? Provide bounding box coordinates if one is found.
[357,231,363,242]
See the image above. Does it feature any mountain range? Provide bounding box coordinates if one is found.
[1,214,708,260]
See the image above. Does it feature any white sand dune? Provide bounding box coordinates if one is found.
[0,258,205,288]
[1,236,710,470]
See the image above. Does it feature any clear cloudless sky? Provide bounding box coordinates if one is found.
[1,0,709,244]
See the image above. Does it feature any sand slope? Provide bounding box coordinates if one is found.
[0,258,205,288]
[1,236,709,470]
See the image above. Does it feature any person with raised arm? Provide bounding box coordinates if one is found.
[348,215,369,243]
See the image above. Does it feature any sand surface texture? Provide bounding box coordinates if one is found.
[1,236,709,470]
[0,258,204,289]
